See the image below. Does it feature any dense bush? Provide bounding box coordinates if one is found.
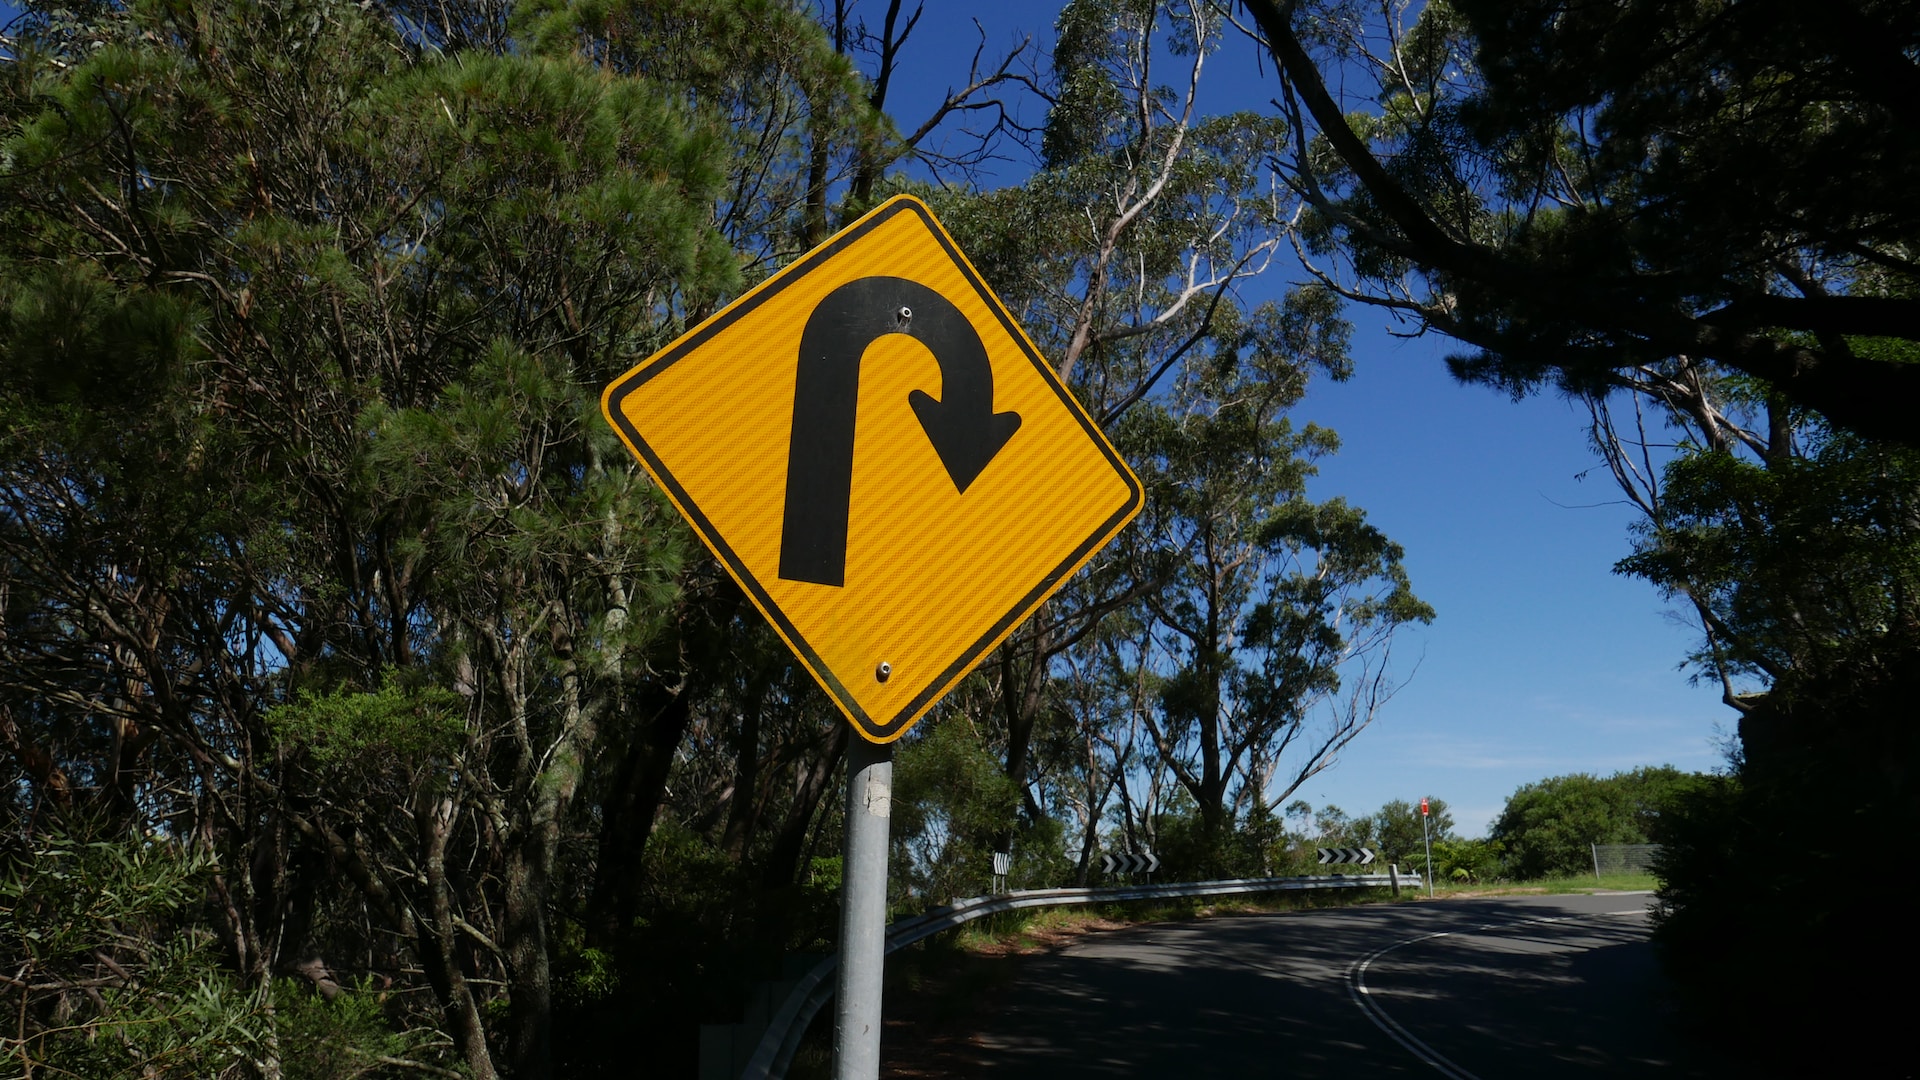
[1431,838,1503,884]
[1,830,455,1078]
[1490,766,1695,879]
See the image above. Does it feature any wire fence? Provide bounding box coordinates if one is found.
[1591,842,1660,878]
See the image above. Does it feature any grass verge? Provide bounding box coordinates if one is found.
[1418,870,1659,898]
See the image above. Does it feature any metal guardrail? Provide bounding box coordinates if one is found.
[740,871,1419,1079]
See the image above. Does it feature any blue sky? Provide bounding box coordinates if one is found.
[879,1,1731,835]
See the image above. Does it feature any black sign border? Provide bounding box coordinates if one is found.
[603,196,1143,742]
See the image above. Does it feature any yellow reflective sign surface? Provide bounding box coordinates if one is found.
[602,195,1141,742]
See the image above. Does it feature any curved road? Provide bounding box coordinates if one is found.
[889,893,1727,1078]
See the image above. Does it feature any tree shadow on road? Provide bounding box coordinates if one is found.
[882,897,1735,1079]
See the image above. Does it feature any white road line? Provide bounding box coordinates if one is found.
[1345,908,1648,1080]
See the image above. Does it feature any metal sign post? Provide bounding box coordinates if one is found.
[833,738,893,1080]
[1420,796,1434,897]
[600,194,1141,1079]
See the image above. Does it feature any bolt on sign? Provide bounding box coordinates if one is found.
[602,195,1142,743]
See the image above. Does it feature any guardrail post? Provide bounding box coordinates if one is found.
[1388,863,1400,897]
[833,738,892,1080]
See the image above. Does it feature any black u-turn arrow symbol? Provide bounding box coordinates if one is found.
[779,276,1022,587]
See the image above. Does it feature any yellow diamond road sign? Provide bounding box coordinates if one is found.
[601,195,1142,743]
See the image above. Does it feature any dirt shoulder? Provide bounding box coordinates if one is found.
[880,913,1134,1079]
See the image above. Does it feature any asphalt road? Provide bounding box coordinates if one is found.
[902,893,1729,1079]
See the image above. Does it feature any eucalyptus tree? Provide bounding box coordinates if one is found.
[1370,797,1452,869]
[1116,339,1430,872]
[927,0,1310,851]
[1045,626,1153,883]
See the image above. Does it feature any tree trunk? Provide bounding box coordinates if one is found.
[584,682,692,947]
[998,624,1053,848]
[752,724,847,951]
[422,796,499,1080]
[504,657,594,1080]
[720,688,767,862]
[502,848,553,1080]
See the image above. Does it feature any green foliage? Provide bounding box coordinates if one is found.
[1430,837,1502,883]
[550,940,621,1011]
[2,830,456,1078]
[1,831,210,965]
[1369,797,1454,868]
[1151,798,1282,881]
[1270,0,1920,444]
[1616,430,1920,683]
[805,854,843,897]
[276,978,461,1080]
[1490,766,1695,879]
[0,1,759,1076]
[2,834,258,1077]
[266,673,466,766]
[516,0,888,259]
[893,719,1023,901]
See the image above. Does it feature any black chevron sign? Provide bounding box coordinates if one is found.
[1101,851,1160,875]
[1317,847,1376,866]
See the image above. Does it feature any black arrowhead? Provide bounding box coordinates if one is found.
[909,389,1021,493]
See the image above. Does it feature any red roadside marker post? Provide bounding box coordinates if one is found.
[1420,796,1434,896]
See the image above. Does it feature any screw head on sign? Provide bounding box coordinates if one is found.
[897,306,913,321]
[875,661,892,683]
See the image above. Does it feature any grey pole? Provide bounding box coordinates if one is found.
[1421,809,1434,897]
[832,737,893,1080]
